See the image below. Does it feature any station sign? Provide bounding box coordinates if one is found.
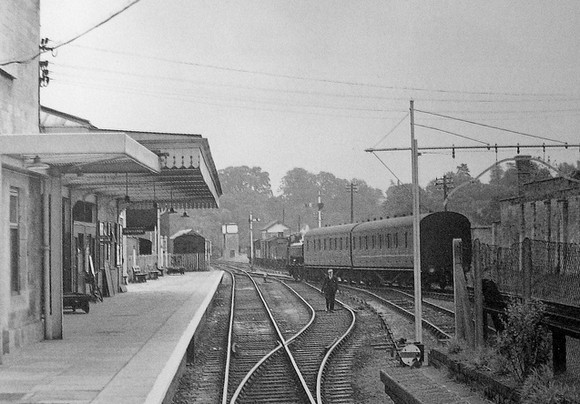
[123,228,146,236]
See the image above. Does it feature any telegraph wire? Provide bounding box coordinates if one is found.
[65,44,569,99]
[48,73,407,114]
[49,77,407,120]
[0,0,144,66]
[49,63,580,120]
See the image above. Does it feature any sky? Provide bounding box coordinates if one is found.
[39,0,580,194]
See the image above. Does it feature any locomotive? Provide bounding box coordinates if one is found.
[282,211,472,289]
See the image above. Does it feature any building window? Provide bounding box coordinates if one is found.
[10,188,20,293]
[73,201,95,223]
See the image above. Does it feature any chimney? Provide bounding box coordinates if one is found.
[515,155,532,195]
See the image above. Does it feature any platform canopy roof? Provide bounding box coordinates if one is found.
[2,108,222,209]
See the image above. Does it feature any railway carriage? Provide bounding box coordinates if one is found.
[301,211,471,289]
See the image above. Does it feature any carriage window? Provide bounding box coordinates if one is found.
[394,233,399,248]
[324,239,327,250]
[352,237,356,250]
[359,236,362,249]
[379,234,383,249]
[386,234,391,248]
[364,236,368,249]
[339,237,343,250]
[372,235,376,249]
[405,232,408,248]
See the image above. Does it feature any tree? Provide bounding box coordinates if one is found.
[220,166,272,196]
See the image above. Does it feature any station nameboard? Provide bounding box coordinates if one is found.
[126,208,156,233]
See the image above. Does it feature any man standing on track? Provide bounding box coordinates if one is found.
[321,269,338,312]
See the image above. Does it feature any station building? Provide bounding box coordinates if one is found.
[498,156,580,247]
[0,2,221,357]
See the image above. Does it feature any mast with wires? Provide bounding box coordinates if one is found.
[410,100,423,345]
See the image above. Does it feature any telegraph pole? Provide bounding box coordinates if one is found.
[317,191,323,228]
[345,182,358,223]
[410,100,423,344]
[435,175,454,211]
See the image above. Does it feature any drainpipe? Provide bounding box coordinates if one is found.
[42,182,52,339]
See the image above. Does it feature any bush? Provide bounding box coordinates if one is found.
[520,365,580,404]
[496,299,551,381]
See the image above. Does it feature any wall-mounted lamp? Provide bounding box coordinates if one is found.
[168,189,176,214]
[27,155,50,174]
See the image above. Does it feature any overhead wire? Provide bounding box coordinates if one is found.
[415,109,569,145]
[371,113,409,149]
[414,124,490,146]
[0,0,144,66]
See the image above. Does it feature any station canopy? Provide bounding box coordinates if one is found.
[1,128,222,210]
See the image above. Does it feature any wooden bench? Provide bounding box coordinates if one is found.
[132,266,148,283]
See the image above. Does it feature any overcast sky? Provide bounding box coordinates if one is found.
[40,0,580,193]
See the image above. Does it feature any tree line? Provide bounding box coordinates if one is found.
[183,161,578,256]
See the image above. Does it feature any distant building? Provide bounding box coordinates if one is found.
[260,220,290,239]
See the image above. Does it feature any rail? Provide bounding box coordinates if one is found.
[228,269,316,404]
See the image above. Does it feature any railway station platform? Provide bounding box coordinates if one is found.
[0,270,224,404]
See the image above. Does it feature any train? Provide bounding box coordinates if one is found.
[253,211,472,289]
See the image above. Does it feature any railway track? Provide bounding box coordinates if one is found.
[341,285,455,342]
[218,262,356,403]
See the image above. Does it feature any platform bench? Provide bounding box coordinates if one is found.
[132,266,148,283]
[63,293,91,313]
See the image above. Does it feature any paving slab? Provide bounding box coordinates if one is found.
[0,270,223,404]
